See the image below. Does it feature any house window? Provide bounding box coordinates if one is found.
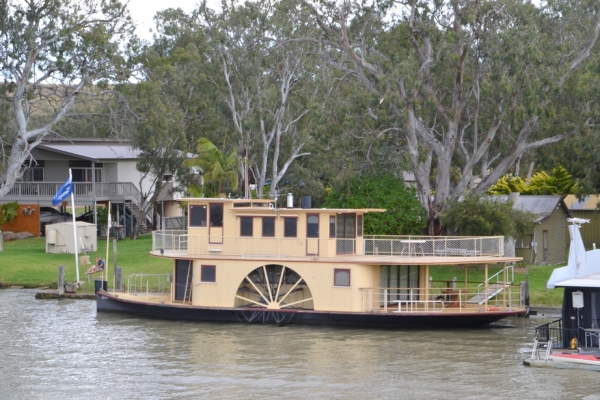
[241,217,253,237]
[329,216,335,238]
[72,168,102,182]
[307,215,319,238]
[201,265,216,283]
[262,217,275,237]
[189,205,207,227]
[334,268,351,287]
[21,167,44,182]
[210,203,223,227]
[284,217,297,237]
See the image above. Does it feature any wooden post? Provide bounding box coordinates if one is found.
[113,238,117,291]
[484,263,488,310]
[425,264,429,310]
[464,265,468,289]
[58,265,64,298]
[503,262,507,307]
[115,267,122,292]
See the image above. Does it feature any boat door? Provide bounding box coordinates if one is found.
[209,203,224,244]
[336,213,356,255]
[175,259,192,302]
[306,214,319,256]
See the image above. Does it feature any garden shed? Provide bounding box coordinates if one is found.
[499,194,570,266]
[45,221,97,254]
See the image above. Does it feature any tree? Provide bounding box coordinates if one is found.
[198,1,336,199]
[189,138,240,197]
[323,173,425,235]
[297,0,600,233]
[440,194,535,239]
[488,166,578,196]
[0,0,135,198]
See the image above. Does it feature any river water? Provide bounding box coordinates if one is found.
[0,289,599,399]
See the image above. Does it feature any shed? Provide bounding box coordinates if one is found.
[497,194,570,265]
[563,195,600,249]
[45,221,97,254]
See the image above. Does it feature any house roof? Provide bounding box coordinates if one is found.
[494,194,569,223]
[37,140,140,162]
[564,194,600,211]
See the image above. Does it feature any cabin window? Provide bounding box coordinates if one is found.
[307,214,319,238]
[210,203,223,227]
[357,215,363,237]
[284,217,297,237]
[262,217,275,237]
[329,216,335,238]
[201,265,216,283]
[189,205,207,227]
[240,217,253,237]
[334,268,351,287]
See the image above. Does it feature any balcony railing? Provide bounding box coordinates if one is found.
[7,182,141,201]
[364,235,504,257]
[152,231,505,259]
[360,284,525,313]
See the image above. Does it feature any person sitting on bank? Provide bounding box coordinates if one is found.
[86,257,105,274]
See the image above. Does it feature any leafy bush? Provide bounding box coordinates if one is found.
[440,194,535,237]
[0,201,19,225]
[324,174,426,235]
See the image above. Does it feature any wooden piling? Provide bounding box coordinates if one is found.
[58,265,64,298]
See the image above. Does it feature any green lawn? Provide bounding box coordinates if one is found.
[1,235,565,306]
[1,235,172,291]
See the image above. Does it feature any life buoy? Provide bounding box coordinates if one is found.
[570,337,578,350]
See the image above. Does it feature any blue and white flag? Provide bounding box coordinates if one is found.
[52,177,73,206]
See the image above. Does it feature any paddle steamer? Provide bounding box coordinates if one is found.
[95,196,527,327]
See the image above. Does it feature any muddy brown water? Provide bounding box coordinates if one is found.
[1,289,599,399]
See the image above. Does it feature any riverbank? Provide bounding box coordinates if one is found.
[1,235,564,306]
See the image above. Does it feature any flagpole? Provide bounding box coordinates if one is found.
[105,201,111,284]
[69,169,80,283]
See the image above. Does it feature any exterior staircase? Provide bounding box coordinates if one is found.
[467,282,511,304]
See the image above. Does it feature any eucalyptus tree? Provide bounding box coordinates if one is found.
[0,0,135,198]
[297,0,600,233]
[198,0,336,199]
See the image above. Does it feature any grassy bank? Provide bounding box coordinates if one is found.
[1,235,171,292]
[1,236,563,306]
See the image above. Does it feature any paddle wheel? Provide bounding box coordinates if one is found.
[235,264,314,310]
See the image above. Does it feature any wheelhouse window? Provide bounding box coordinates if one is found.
[284,217,297,237]
[262,217,275,237]
[329,216,335,238]
[210,203,223,227]
[307,215,319,238]
[189,205,207,227]
[334,269,351,287]
[200,265,216,283]
[240,217,253,237]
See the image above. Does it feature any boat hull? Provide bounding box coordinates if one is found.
[549,353,600,366]
[96,291,525,328]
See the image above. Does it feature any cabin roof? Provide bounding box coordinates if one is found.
[564,194,600,211]
[179,197,385,213]
[555,273,600,288]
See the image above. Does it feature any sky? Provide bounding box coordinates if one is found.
[127,0,218,41]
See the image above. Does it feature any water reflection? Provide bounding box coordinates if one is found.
[1,289,599,398]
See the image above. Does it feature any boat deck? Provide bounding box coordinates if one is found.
[102,291,525,314]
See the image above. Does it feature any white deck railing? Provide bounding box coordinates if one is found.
[360,284,524,313]
[152,231,505,259]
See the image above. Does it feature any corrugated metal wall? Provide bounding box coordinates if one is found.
[570,210,600,250]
